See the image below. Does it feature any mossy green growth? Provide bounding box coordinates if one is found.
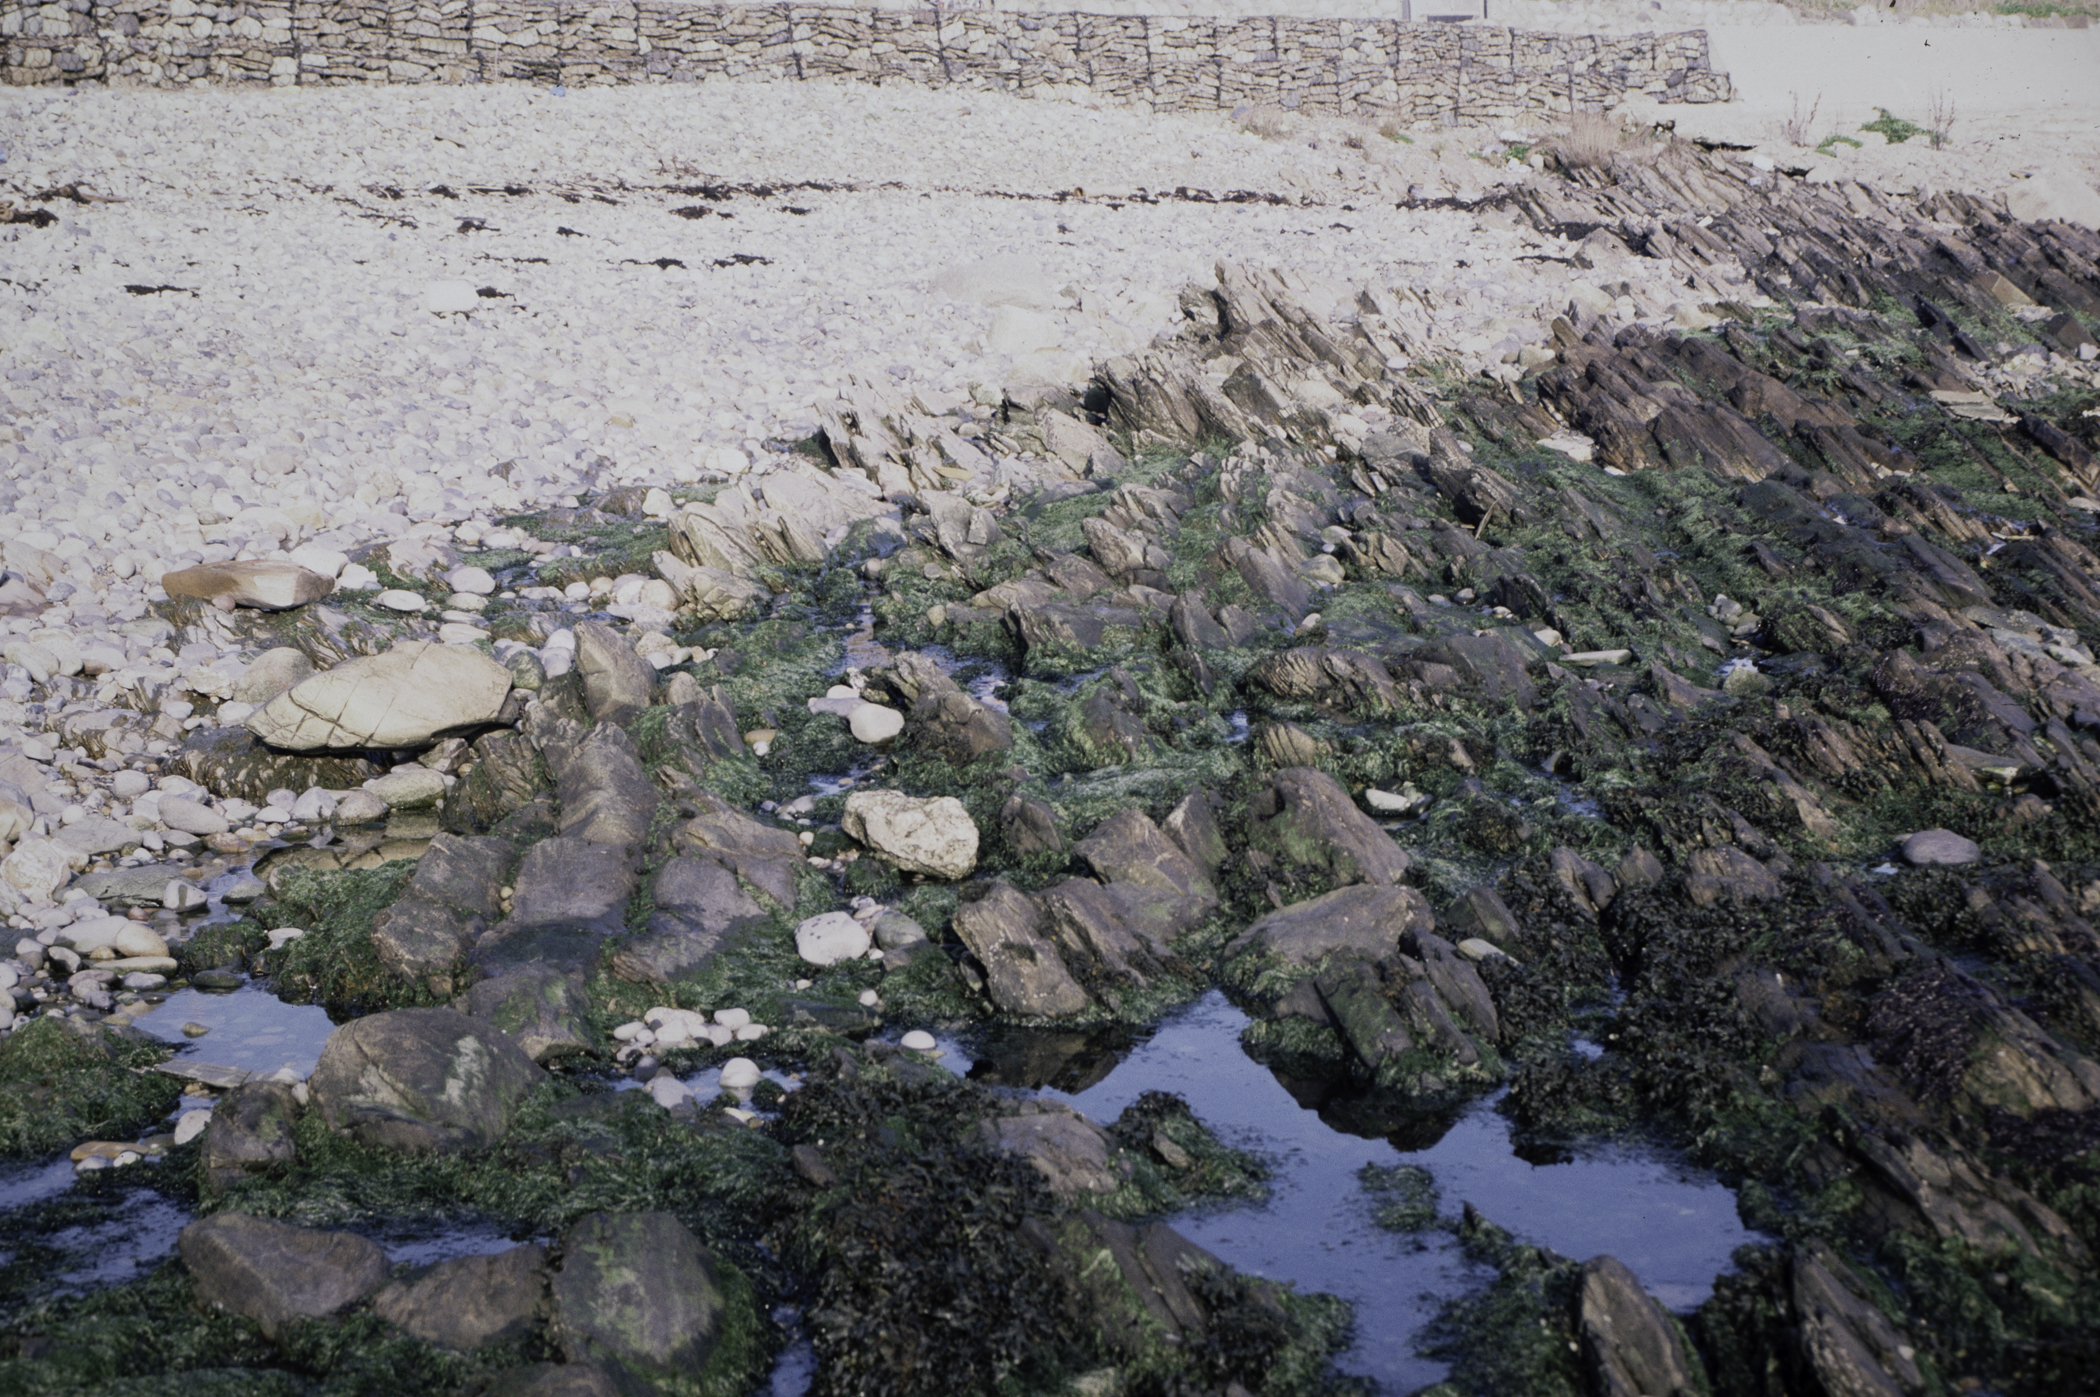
[0,1017,178,1158]
[210,1081,788,1251]
[1095,1090,1271,1220]
[177,919,266,977]
[1359,1162,1441,1232]
[265,861,433,1019]
[1417,1212,1587,1397]
[1860,108,1925,144]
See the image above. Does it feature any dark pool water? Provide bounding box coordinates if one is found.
[968,990,1761,1393]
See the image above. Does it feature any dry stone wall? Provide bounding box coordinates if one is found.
[2,0,1730,117]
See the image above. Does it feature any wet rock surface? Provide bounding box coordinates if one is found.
[0,86,2098,1397]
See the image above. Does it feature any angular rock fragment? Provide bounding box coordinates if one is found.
[551,1212,729,1392]
[201,1079,301,1193]
[1230,884,1434,966]
[843,789,978,879]
[465,965,599,1064]
[1575,1255,1701,1397]
[1250,767,1411,887]
[952,879,1089,1018]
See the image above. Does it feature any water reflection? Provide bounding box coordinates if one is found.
[1027,991,1764,1394]
[133,980,339,1077]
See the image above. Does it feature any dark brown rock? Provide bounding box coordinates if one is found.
[179,1213,389,1339]
[373,1243,550,1351]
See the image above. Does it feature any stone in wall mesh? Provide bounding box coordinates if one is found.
[3,0,1727,112]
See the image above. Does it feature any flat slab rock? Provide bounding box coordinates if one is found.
[162,560,334,612]
[372,1243,550,1351]
[179,1212,389,1339]
[247,641,513,751]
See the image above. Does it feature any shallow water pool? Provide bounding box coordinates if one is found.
[1020,991,1762,1393]
[132,980,338,1079]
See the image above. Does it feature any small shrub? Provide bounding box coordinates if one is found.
[1926,88,1956,149]
[1551,111,1621,170]
[1861,107,1926,145]
[1235,106,1292,141]
[1780,91,1822,146]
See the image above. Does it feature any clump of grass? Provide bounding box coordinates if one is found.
[1548,111,1621,170]
[1817,132,1864,155]
[0,1017,179,1158]
[1234,105,1292,141]
[267,861,434,1018]
[1861,106,1927,144]
[1359,1162,1442,1232]
[1378,118,1415,144]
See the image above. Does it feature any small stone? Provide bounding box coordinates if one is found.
[375,590,427,613]
[795,911,872,966]
[713,1008,751,1030]
[446,565,496,596]
[718,1058,761,1093]
[1901,829,1981,867]
[424,280,479,314]
[116,923,169,958]
[334,790,389,823]
[1456,937,1514,963]
[646,1076,692,1110]
[366,767,448,810]
[157,795,229,836]
[183,1022,212,1038]
[112,771,152,800]
[900,1030,938,1053]
[164,880,208,911]
[174,1109,213,1144]
[1364,785,1430,815]
[847,704,905,744]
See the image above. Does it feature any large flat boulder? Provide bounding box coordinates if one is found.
[310,1008,545,1153]
[179,1213,389,1339]
[248,642,513,751]
[552,1212,729,1393]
